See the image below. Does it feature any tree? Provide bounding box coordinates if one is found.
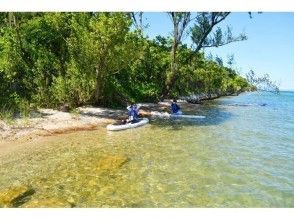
[0,12,255,115]
[64,13,142,106]
[162,12,191,98]
[227,54,235,67]
[246,70,279,93]
[163,12,247,99]
[129,12,144,32]
[215,55,223,66]
[191,12,247,53]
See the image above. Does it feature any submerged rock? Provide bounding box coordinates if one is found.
[96,155,130,171]
[21,198,75,208]
[0,186,36,207]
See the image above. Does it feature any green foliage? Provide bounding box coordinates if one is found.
[175,52,251,96]
[50,66,96,106]
[246,70,279,93]
[191,12,247,52]
[0,12,254,116]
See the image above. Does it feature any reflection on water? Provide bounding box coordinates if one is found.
[0,92,293,207]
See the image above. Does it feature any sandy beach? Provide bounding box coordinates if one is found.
[0,101,178,144]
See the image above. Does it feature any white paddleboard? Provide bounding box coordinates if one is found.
[170,114,206,119]
[151,111,206,119]
[107,118,149,131]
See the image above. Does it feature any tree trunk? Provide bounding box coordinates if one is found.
[94,67,104,105]
[163,40,177,98]
[162,12,190,100]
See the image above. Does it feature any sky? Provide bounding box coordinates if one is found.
[141,12,294,90]
[1,3,293,89]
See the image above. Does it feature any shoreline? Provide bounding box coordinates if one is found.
[0,91,242,144]
[0,102,176,144]
[0,107,114,144]
[0,91,239,144]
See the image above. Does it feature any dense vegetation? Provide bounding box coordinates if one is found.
[0,12,253,116]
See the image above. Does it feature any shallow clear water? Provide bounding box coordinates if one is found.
[0,92,293,207]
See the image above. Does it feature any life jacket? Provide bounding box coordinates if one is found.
[171,103,180,113]
[128,105,139,120]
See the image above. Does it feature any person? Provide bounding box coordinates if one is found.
[126,102,141,123]
[171,99,182,115]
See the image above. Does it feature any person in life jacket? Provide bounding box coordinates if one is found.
[171,99,182,115]
[126,102,141,123]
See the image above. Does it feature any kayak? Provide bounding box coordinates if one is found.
[150,111,206,119]
[106,118,149,131]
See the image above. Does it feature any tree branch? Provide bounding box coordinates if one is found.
[201,36,247,48]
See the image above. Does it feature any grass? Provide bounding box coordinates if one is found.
[0,110,14,125]
[0,107,32,126]
[69,108,81,119]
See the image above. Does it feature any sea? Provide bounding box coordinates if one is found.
[0,91,293,207]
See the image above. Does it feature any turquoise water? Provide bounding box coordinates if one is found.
[0,91,293,207]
